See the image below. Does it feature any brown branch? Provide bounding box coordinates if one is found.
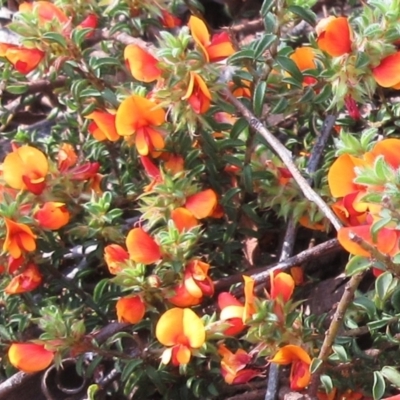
[221,88,342,232]
[308,271,366,397]
[215,238,340,292]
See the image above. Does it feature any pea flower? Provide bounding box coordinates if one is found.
[5,263,42,294]
[3,218,36,259]
[219,276,255,335]
[188,15,234,62]
[290,47,317,86]
[372,52,400,89]
[115,95,166,156]
[0,44,45,74]
[124,44,161,83]
[328,138,400,257]
[8,342,54,373]
[316,16,352,57]
[167,259,214,307]
[57,143,78,172]
[104,244,129,274]
[2,145,48,195]
[86,110,119,142]
[182,72,212,114]
[155,308,205,365]
[116,295,146,324]
[125,227,161,264]
[19,1,69,26]
[34,202,70,230]
[171,189,218,232]
[270,345,311,390]
[219,344,261,384]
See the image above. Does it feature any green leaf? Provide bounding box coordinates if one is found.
[381,366,400,387]
[6,84,28,95]
[270,97,288,114]
[121,359,143,382]
[332,344,349,362]
[345,255,372,276]
[320,375,333,394]
[230,118,249,139]
[42,32,67,47]
[314,84,332,104]
[370,216,392,242]
[375,271,393,303]
[260,0,274,16]
[254,34,276,59]
[275,55,303,83]
[228,49,255,64]
[253,81,267,117]
[310,357,323,374]
[373,371,385,400]
[287,5,316,25]
[87,384,99,400]
[242,164,253,193]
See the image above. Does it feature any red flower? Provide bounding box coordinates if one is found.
[0,44,44,74]
[116,295,146,324]
[8,342,54,373]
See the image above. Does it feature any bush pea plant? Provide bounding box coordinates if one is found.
[2,0,400,399]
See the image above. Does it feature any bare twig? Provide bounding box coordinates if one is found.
[308,271,366,397]
[215,238,340,292]
[221,88,342,232]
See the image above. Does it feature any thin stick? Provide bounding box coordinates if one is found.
[221,88,342,232]
[308,271,366,396]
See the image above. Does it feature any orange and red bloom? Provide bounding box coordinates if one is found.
[5,263,42,294]
[183,72,212,114]
[116,295,146,324]
[124,44,161,83]
[86,110,119,142]
[8,342,54,373]
[219,276,255,336]
[188,16,234,62]
[328,138,400,258]
[219,344,261,384]
[167,259,214,307]
[290,47,317,86]
[156,307,205,365]
[372,52,400,89]
[34,202,70,230]
[125,227,161,264]
[104,244,129,274]
[3,145,48,195]
[0,44,45,74]
[3,218,36,259]
[115,95,166,156]
[316,16,352,57]
[271,345,311,390]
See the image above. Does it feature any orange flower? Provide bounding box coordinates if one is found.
[3,218,36,259]
[34,202,70,230]
[0,44,45,74]
[3,145,48,195]
[8,342,54,373]
[124,44,161,83]
[219,344,261,384]
[0,256,23,274]
[316,16,352,57]
[57,143,78,172]
[337,225,400,257]
[163,154,185,175]
[19,1,69,25]
[5,263,42,294]
[219,276,255,335]
[104,244,129,274]
[125,227,161,264]
[155,308,205,366]
[188,15,234,62]
[372,52,400,89]
[116,295,146,324]
[290,47,317,86]
[185,189,218,219]
[183,72,212,114]
[171,207,199,232]
[269,271,295,302]
[86,110,119,142]
[168,259,214,306]
[160,10,181,28]
[271,345,311,390]
[115,95,165,156]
